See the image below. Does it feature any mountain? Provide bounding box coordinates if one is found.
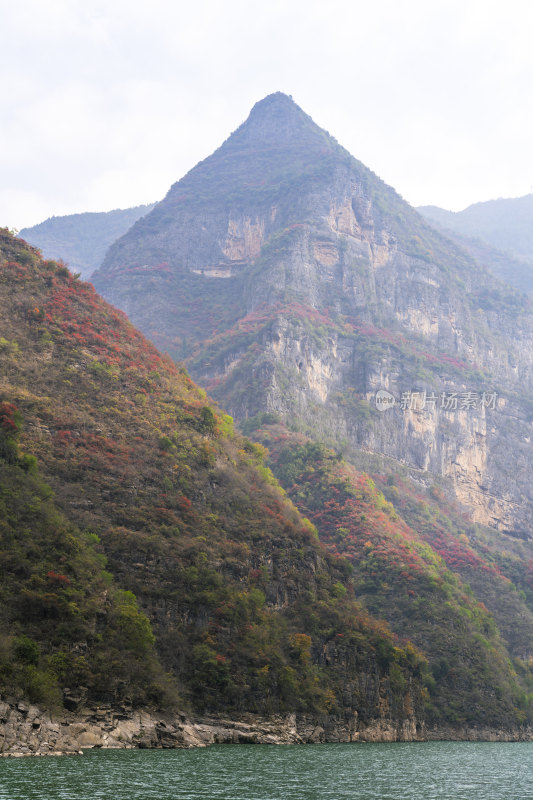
[433,231,533,297]
[19,204,155,280]
[93,93,533,540]
[89,94,533,734]
[0,228,438,742]
[418,197,533,294]
[419,195,533,262]
[6,91,533,741]
[4,229,533,738]
[0,401,171,713]
[250,420,533,729]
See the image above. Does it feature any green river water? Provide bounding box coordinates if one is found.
[0,742,531,799]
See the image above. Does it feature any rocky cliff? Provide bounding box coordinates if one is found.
[93,93,533,539]
[0,701,429,757]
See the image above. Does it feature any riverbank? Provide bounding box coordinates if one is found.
[1,700,532,756]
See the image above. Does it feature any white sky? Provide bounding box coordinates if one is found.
[2,0,533,229]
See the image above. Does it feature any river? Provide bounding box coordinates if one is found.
[1,741,531,799]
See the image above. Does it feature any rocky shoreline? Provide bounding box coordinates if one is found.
[1,700,532,757]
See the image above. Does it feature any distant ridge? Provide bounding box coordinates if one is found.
[19,204,155,279]
[418,195,533,293]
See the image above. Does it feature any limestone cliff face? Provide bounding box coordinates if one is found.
[193,310,533,533]
[0,700,429,755]
[93,93,533,537]
[4,699,531,756]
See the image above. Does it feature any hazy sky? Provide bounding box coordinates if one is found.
[2,0,533,229]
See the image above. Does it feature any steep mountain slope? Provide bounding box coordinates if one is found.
[5,229,533,734]
[248,419,533,728]
[19,204,155,280]
[0,229,435,737]
[93,93,533,538]
[0,402,170,711]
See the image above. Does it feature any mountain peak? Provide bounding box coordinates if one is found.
[226,91,336,151]
[250,91,298,111]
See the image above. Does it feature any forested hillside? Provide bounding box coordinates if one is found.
[0,229,429,733]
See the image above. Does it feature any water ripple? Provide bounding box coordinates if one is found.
[0,741,532,800]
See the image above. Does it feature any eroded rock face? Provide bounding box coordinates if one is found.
[0,701,206,756]
[240,314,532,533]
[2,699,532,756]
[0,700,406,756]
[93,92,533,537]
